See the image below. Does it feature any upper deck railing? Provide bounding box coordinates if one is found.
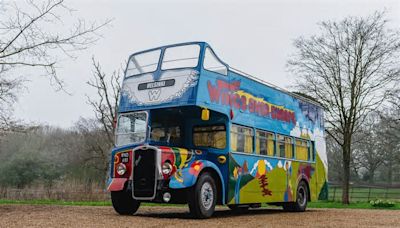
[122,41,323,109]
[229,66,323,108]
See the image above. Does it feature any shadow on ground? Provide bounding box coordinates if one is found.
[133,207,320,219]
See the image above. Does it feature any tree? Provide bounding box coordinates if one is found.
[0,125,66,189]
[352,113,385,183]
[0,76,21,132]
[288,12,400,203]
[326,135,343,183]
[77,58,122,182]
[87,57,122,146]
[378,104,400,184]
[74,117,111,176]
[0,0,110,130]
[388,89,400,119]
[0,157,43,188]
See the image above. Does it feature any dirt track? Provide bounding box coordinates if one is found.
[0,205,399,228]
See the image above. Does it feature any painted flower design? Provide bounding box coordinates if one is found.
[189,160,204,176]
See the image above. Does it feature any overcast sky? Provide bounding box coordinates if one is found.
[12,0,400,128]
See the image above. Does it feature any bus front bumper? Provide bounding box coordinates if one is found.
[108,179,189,204]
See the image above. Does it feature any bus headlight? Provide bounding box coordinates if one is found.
[116,163,127,176]
[162,162,173,175]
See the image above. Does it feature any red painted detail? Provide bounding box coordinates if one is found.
[258,175,272,197]
[207,79,296,124]
[160,146,176,179]
[158,146,173,152]
[107,178,127,191]
[208,81,221,103]
[297,164,315,182]
[189,160,204,177]
[113,150,132,178]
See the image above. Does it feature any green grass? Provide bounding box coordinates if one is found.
[1,199,399,210]
[308,201,400,210]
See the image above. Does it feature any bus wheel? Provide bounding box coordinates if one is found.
[188,173,217,219]
[283,181,308,212]
[228,205,249,213]
[111,191,141,215]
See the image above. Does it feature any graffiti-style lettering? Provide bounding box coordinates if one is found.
[207,81,221,103]
[207,79,296,124]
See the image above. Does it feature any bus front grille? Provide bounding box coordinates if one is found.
[132,148,157,199]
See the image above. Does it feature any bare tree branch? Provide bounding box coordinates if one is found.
[0,0,111,132]
[87,57,122,147]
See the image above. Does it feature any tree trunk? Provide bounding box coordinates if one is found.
[342,141,351,204]
[388,160,393,185]
[368,168,375,184]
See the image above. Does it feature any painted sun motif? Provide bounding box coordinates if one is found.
[256,160,267,178]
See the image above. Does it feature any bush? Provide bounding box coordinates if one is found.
[369,199,396,208]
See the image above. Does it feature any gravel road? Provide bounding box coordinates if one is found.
[0,205,399,228]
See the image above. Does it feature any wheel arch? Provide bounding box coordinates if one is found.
[198,167,224,205]
[169,160,226,204]
[298,178,311,202]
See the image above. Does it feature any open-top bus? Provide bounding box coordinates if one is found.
[107,42,328,218]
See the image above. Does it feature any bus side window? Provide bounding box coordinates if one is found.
[255,130,274,156]
[193,125,226,149]
[295,139,309,161]
[231,125,253,153]
[310,141,315,161]
[277,135,285,157]
[277,134,293,158]
[285,137,294,158]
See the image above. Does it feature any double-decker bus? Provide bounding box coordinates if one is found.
[107,42,328,218]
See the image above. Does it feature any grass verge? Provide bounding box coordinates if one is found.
[308,201,400,210]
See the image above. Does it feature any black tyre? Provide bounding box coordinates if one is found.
[188,173,217,219]
[111,191,141,215]
[282,202,294,211]
[228,205,249,213]
[282,181,308,212]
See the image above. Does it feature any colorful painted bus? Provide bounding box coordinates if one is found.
[107,42,328,218]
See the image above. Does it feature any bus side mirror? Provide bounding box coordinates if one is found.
[201,108,210,121]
